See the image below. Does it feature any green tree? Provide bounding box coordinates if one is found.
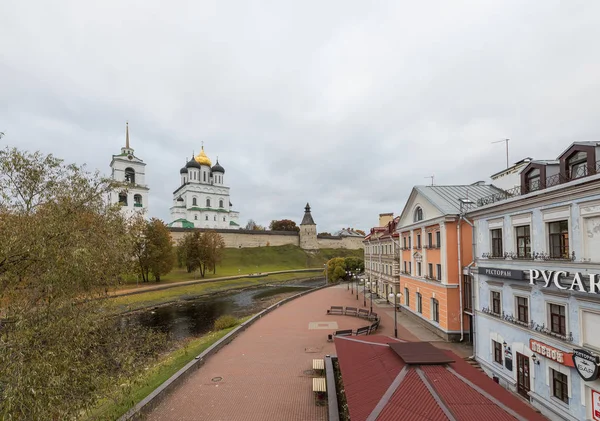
[325,257,347,283]
[269,219,300,231]
[0,146,165,420]
[178,230,225,277]
[344,256,365,273]
[131,216,175,282]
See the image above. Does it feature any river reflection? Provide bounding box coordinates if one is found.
[125,277,324,341]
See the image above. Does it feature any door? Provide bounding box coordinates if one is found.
[516,352,530,400]
[385,284,389,303]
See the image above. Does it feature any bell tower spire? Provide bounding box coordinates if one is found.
[125,121,130,149]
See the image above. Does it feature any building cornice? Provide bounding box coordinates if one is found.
[396,215,452,233]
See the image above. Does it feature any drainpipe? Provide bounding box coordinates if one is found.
[460,216,477,358]
[457,219,464,342]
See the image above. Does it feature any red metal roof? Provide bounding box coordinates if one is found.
[389,342,456,365]
[334,336,547,421]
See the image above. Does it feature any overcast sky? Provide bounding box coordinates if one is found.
[2,1,600,233]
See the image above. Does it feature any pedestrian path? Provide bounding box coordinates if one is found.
[146,284,471,420]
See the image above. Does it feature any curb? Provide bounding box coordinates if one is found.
[118,281,336,421]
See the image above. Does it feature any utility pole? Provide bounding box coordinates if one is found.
[492,139,510,169]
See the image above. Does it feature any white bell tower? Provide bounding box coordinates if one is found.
[109,122,149,217]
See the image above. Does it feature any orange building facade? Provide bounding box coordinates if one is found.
[393,184,501,342]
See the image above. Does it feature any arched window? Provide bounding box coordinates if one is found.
[567,151,588,179]
[118,192,127,206]
[214,215,216,221]
[205,215,208,220]
[124,168,135,184]
[206,198,211,207]
[219,199,224,208]
[203,172,206,182]
[192,197,197,206]
[223,217,226,222]
[195,215,198,220]
[133,194,142,207]
[414,207,423,222]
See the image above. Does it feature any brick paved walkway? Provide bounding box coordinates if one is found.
[147,284,470,420]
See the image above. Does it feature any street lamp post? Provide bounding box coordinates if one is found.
[368,281,373,313]
[324,264,328,286]
[363,278,367,307]
[355,270,359,301]
[349,271,353,293]
[388,292,401,338]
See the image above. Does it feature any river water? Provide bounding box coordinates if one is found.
[124,277,325,341]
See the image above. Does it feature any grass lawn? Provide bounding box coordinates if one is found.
[110,271,322,313]
[118,245,363,287]
[89,319,249,420]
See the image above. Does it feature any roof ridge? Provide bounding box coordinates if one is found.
[366,366,410,421]
[416,367,458,421]
[445,366,530,421]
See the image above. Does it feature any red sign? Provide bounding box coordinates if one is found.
[529,339,574,368]
[593,390,600,421]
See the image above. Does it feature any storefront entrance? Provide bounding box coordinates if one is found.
[516,352,530,400]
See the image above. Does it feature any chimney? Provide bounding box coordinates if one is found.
[379,213,394,227]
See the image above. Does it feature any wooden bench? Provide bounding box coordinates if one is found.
[327,306,344,315]
[355,326,370,336]
[369,320,380,334]
[368,312,378,321]
[358,308,370,319]
[312,377,327,405]
[327,329,353,341]
[313,358,325,374]
[344,307,358,316]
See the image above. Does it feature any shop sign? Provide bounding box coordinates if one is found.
[528,270,600,294]
[573,349,600,381]
[593,390,600,421]
[480,266,524,280]
[529,339,574,367]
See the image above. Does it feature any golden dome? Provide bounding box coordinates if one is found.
[194,147,212,166]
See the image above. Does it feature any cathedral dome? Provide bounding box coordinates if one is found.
[186,156,201,169]
[195,147,212,167]
[180,166,188,174]
[211,159,225,174]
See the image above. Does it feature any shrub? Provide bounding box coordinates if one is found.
[213,314,239,331]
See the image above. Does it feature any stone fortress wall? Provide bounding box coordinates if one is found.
[168,203,365,250]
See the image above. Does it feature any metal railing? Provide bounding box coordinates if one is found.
[477,160,600,207]
[481,251,576,262]
[481,307,573,342]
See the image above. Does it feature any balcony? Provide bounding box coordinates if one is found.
[481,251,576,262]
[477,160,600,207]
[134,203,143,207]
[481,307,573,343]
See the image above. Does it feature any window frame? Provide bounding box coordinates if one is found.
[526,168,541,192]
[493,340,503,365]
[491,290,502,315]
[432,298,439,322]
[417,292,422,313]
[436,231,441,247]
[436,264,441,281]
[515,225,531,259]
[551,369,569,404]
[463,275,472,311]
[548,220,569,259]
[417,262,422,277]
[404,287,410,307]
[428,232,432,247]
[428,263,433,278]
[548,302,567,336]
[417,234,421,248]
[414,207,423,222]
[490,228,503,258]
[567,151,588,180]
[515,295,529,324]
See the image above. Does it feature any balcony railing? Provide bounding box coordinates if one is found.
[477,160,600,207]
[481,307,573,342]
[481,251,576,262]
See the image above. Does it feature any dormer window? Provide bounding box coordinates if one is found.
[526,168,541,192]
[414,207,423,222]
[567,151,588,180]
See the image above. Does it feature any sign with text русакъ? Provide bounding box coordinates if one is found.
[479,267,524,280]
[528,269,600,294]
[573,348,600,382]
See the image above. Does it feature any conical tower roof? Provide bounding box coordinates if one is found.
[300,202,316,225]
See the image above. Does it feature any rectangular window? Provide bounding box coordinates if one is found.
[428,232,432,247]
[516,296,529,323]
[549,220,569,259]
[436,231,441,247]
[551,369,569,404]
[403,261,407,273]
[417,293,422,313]
[491,229,503,258]
[436,264,441,281]
[408,237,412,249]
[516,225,531,258]
[549,303,566,336]
[417,234,421,248]
[417,262,422,276]
[404,287,409,306]
[408,262,412,274]
[403,237,407,248]
[432,299,439,322]
[463,275,472,311]
[493,340,503,364]
[428,263,433,278]
[491,291,501,315]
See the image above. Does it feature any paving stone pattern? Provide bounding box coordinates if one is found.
[147,284,470,420]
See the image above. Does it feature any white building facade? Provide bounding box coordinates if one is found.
[470,141,600,421]
[169,146,240,229]
[109,123,149,218]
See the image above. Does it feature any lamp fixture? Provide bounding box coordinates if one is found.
[531,354,540,365]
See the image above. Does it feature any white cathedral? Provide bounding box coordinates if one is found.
[168,146,240,229]
[109,123,149,218]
